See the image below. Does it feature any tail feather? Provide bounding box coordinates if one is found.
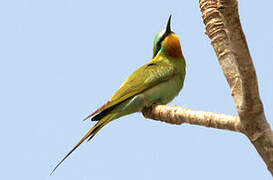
[84,105,116,121]
[87,117,111,142]
[50,114,115,175]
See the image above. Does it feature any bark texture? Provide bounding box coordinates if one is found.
[143,105,242,132]
[142,0,273,175]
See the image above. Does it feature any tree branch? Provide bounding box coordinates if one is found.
[143,105,242,132]
[142,0,273,175]
[199,0,273,174]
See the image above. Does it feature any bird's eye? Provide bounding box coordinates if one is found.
[154,36,164,57]
[154,43,161,57]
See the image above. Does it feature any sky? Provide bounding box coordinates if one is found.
[0,0,272,179]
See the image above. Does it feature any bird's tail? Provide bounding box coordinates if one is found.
[50,113,116,175]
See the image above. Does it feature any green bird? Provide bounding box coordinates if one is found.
[51,15,186,174]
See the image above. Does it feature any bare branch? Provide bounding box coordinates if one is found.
[143,105,242,132]
[140,0,273,175]
[199,0,273,174]
[141,0,273,175]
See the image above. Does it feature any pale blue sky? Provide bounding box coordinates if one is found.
[0,0,272,179]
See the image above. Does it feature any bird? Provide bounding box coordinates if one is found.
[51,15,186,175]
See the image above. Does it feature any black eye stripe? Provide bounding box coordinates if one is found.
[154,32,169,57]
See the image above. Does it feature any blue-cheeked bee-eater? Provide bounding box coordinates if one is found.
[51,15,186,174]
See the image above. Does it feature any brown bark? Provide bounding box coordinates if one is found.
[143,105,242,131]
[142,0,273,175]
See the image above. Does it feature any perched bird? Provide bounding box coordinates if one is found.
[51,15,186,174]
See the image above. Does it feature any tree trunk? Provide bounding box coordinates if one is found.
[142,0,273,175]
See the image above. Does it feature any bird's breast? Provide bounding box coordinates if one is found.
[142,74,184,106]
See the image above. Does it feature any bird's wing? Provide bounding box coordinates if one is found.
[84,59,175,120]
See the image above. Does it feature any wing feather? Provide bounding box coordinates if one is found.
[84,58,175,120]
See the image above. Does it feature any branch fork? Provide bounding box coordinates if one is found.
[142,0,273,175]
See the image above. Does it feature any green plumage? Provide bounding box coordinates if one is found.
[51,16,186,174]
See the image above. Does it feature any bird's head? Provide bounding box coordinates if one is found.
[153,16,183,59]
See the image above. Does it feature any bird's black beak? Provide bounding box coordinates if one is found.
[165,15,172,35]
